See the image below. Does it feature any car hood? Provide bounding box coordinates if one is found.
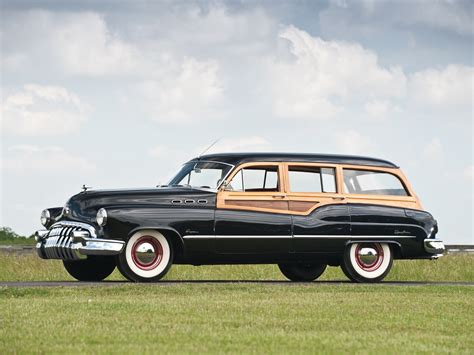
[64,187,216,221]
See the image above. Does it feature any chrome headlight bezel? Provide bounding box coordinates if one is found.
[40,209,51,227]
[96,208,107,227]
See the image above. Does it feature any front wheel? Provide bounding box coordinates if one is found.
[117,230,173,282]
[341,242,393,283]
[278,263,327,282]
[63,256,116,281]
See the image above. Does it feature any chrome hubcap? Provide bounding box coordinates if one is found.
[135,242,156,266]
[355,243,384,271]
[357,247,379,266]
[131,236,163,270]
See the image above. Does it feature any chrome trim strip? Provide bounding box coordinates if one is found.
[293,235,416,239]
[183,235,292,239]
[183,234,417,240]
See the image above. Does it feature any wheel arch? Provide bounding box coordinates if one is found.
[345,240,403,258]
[128,226,185,260]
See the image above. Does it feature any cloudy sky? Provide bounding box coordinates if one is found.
[1,0,472,243]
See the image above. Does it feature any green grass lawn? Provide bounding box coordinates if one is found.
[0,253,473,353]
[0,284,472,353]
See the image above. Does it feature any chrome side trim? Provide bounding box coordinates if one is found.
[424,239,445,254]
[183,235,292,239]
[293,235,416,239]
[183,234,417,240]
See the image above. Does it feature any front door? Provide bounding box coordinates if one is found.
[215,163,292,254]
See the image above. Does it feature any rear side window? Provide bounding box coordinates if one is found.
[288,166,336,193]
[227,166,279,192]
[343,169,408,196]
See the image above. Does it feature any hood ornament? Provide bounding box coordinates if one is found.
[82,184,92,192]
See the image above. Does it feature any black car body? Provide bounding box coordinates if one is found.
[35,153,444,282]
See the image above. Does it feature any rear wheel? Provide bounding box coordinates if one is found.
[278,263,327,282]
[117,230,173,282]
[63,256,116,281]
[341,242,393,283]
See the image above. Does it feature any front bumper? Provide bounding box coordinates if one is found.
[424,238,445,258]
[35,221,125,260]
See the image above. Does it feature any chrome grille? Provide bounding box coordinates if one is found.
[40,222,96,260]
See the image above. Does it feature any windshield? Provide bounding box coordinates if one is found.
[167,161,234,190]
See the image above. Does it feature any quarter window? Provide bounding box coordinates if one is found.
[343,169,408,196]
[288,166,336,193]
[227,166,279,192]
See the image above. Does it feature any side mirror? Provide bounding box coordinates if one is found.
[220,181,229,190]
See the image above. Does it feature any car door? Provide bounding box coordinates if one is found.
[215,162,292,254]
[341,166,423,239]
[287,164,351,253]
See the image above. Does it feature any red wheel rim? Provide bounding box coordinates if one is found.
[355,243,384,272]
[131,236,163,270]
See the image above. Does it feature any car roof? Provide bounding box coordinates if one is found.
[189,152,398,168]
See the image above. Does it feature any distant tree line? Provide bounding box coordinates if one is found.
[0,227,34,245]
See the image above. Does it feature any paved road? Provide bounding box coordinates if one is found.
[0,280,473,287]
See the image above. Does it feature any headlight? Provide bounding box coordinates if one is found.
[40,209,51,227]
[96,208,107,227]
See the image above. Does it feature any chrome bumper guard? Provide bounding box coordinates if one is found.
[35,222,125,260]
[424,238,445,258]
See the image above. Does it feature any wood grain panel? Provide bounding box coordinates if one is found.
[288,201,317,213]
[225,200,289,211]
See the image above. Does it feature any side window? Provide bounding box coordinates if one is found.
[343,169,408,196]
[227,166,279,192]
[288,166,336,193]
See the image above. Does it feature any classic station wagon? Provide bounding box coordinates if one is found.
[35,153,444,283]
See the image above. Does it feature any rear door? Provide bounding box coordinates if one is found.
[341,166,422,239]
[287,164,351,253]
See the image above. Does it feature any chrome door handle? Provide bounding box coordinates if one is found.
[332,197,346,201]
[272,194,286,199]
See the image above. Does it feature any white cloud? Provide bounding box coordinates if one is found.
[268,26,406,120]
[206,136,271,154]
[1,84,90,136]
[148,145,171,159]
[321,0,473,36]
[464,165,474,181]
[333,129,376,155]
[3,145,95,174]
[138,57,224,123]
[147,5,277,51]
[364,99,401,119]
[409,64,474,108]
[422,137,444,160]
[2,10,138,76]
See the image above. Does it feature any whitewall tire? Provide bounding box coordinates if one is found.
[117,230,173,282]
[341,242,393,283]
